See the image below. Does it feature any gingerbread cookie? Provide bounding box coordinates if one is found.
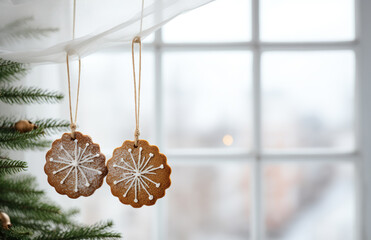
[106,140,171,208]
[44,132,107,198]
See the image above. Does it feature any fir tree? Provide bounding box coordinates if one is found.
[0,60,120,239]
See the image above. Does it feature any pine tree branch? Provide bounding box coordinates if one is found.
[64,208,80,219]
[0,128,51,151]
[0,175,122,238]
[0,175,43,196]
[1,17,34,31]
[33,221,121,240]
[9,218,52,233]
[0,196,61,216]
[0,27,59,43]
[0,86,63,104]
[6,208,72,227]
[0,17,58,45]
[0,157,27,175]
[34,119,70,134]
[0,197,67,224]
[0,128,46,142]
[0,139,50,150]
[0,225,33,240]
[0,117,69,134]
[4,203,73,228]
[0,175,73,226]
[0,59,27,84]
[0,116,18,132]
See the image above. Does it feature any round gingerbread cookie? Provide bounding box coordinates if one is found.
[45,131,107,198]
[106,140,171,208]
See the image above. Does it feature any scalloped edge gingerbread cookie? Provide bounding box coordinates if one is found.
[106,140,171,208]
[44,131,107,198]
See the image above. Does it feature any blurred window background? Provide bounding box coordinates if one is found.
[24,0,359,239]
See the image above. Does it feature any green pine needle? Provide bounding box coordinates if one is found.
[34,119,70,134]
[0,17,58,45]
[0,86,63,104]
[0,175,71,223]
[64,208,80,218]
[0,197,61,220]
[0,157,27,175]
[1,17,34,31]
[33,221,121,240]
[0,127,46,142]
[0,128,51,150]
[0,116,18,129]
[0,117,69,134]
[0,176,43,196]
[0,139,51,150]
[0,59,27,84]
[0,225,33,240]
[0,175,121,239]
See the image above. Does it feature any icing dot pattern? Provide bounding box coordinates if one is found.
[45,132,107,198]
[113,147,163,203]
[106,140,171,208]
[51,140,102,192]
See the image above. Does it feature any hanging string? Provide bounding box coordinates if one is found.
[72,0,77,40]
[66,54,81,139]
[139,0,145,34]
[132,38,141,147]
[66,0,81,139]
[132,0,145,147]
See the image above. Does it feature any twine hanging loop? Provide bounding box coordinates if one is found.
[131,0,145,147]
[64,0,81,139]
[66,54,81,139]
[132,37,142,147]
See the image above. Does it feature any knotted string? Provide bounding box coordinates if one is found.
[66,54,81,139]
[66,0,81,139]
[132,37,142,147]
[132,0,145,147]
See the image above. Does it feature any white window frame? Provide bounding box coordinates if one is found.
[137,0,369,239]
[358,0,371,239]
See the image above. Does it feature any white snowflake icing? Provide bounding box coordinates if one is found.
[49,139,102,192]
[113,147,164,203]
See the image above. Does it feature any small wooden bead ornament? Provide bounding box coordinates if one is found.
[14,120,37,133]
[0,211,11,230]
[106,37,171,208]
[44,56,107,198]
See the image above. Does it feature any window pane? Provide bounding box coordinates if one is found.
[79,51,155,152]
[260,0,355,42]
[163,51,253,149]
[80,186,155,240]
[168,163,251,239]
[163,0,251,43]
[263,162,356,240]
[262,51,355,150]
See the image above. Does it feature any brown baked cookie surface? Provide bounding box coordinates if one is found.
[106,140,171,208]
[44,131,107,198]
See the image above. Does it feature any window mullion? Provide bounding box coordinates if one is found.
[252,0,263,238]
[153,28,167,240]
[252,49,263,240]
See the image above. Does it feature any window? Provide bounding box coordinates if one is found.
[26,0,367,239]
